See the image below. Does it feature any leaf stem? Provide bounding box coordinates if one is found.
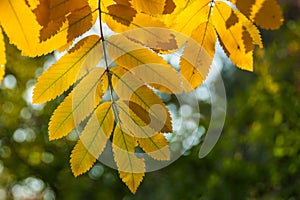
[98,0,119,122]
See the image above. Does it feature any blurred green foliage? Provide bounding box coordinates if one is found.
[0,2,300,200]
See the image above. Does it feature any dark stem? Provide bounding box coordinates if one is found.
[98,0,119,122]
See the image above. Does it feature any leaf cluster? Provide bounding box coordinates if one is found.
[0,0,283,193]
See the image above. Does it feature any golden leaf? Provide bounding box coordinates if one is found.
[232,0,283,30]
[107,1,137,26]
[117,101,170,160]
[48,68,105,140]
[131,0,166,15]
[108,35,182,93]
[70,140,97,177]
[111,66,173,133]
[105,12,167,33]
[180,22,216,90]
[71,102,114,176]
[211,2,262,71]
[137,133,170,161]
[0,0,40,56]
[171,0,211,37]
[113,125,145,193]
[33,35,102,103]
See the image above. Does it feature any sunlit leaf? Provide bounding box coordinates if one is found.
[111,66,173,133]
[0,0,40,56]
[180,22,216,90]
[117,101,170,160]
[71,102,114,176]
[112,125,145,193]
[211,2,262,70]
[131,0,166,15]
[33,35,102,103]
[48,68,105,140]
[231,0,283,30]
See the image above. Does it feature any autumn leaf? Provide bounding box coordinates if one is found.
[33,35,102,103]
[180,22,216,90]
[48,67,105,140]
[7,0,281,194]
[71,102,114,176]
[112,125,145,193]
[231,0,284,30]
[117,101,170,160]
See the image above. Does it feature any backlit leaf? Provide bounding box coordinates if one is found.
[232,0,283,30]
[131,0,166,15]
[111,66,173,133]
[33,35,102,103]
[70,140,97,177]
[71,102,114,176]
[48,68,105,140]
[117,101,170,160]
[137,133,170,161]
[180,22,216,90]
[211,2,262,70]
[171,0,210,37]
[112,125,145,193]
[0,0,40,56]
[108,35,181,93]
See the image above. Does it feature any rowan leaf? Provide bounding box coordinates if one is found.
[211,2,262,71]
[231,0,283,30]
[117,101,170,160]
[105,12,167,33]
[71,102,114,176]
[112,125,145,193]
[107,1,137,26]
[171,0,211,37]
[107,35,182,93]
[0,0,40,56]
[33,35,102,103]
[137,133,170,161]
[180,22,216,90]
[0,28,5,83]
[131,0,166,15]
[48,68,105,140]
[70,140,97,177]
[111,66,173,133]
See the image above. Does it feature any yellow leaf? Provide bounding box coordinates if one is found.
[138,133,170,161]
[117,101,170,160]
[0,28,6,83]
[171,0,211,36]
[108,35,182,93]
[125,101,171,133]
[33,35,102,103]
[66,5,94,42]
[211,2,262,71]
[131,0,166,15]
[180,22,216,90]
[232,0,283,30]
[70,140,97,177]
[113,125,145,193]
[105,12,167,33]
[121,27,182,53]
[48,68,105,140]
[117,100,157,138]
[0,0,40,56]
[111,66,173,133]
[107,2,137,26]
[71,102,114,176]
